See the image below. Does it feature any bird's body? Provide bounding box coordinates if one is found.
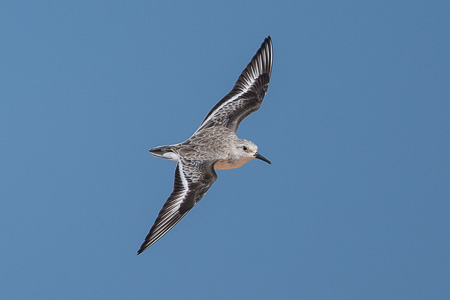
[151,127,262,169]
[138,37,273,254]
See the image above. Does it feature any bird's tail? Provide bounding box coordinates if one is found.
[149,145,179,161]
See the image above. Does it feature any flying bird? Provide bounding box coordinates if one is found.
[138,37,273,254]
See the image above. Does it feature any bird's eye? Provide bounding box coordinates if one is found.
[242,146,248,151]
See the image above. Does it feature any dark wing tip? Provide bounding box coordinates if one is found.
[235,36,273,95]
[136,199,187,255]
[197,36,273,133]
[260,36,273,76]
[137,161,218,255]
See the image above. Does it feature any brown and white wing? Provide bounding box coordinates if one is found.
[137,159,217,254]
[195,36,273,134]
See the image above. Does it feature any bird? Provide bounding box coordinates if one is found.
[137,36,273,254]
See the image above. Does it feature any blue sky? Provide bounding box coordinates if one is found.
[1,1,449,299]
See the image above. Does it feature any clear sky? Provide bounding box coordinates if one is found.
[1,1,449,299]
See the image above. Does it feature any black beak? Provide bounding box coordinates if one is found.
[254,152,271,164]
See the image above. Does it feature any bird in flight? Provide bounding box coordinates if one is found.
[138,37,273,254]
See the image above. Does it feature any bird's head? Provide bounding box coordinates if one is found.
[237,140,271,164]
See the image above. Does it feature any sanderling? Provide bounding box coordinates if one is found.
[138,37,273,254]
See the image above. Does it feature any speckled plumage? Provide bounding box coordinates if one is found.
[137,37,273,254]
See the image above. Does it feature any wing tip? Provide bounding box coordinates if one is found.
[261,36,273,75]
[137,241,150,255]
[195,36,274,133]
[246,35,273,79]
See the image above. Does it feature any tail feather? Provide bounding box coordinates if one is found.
[149,145,179,161]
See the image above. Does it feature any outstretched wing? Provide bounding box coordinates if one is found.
[195,36,273,134]
[137,159,217,254]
